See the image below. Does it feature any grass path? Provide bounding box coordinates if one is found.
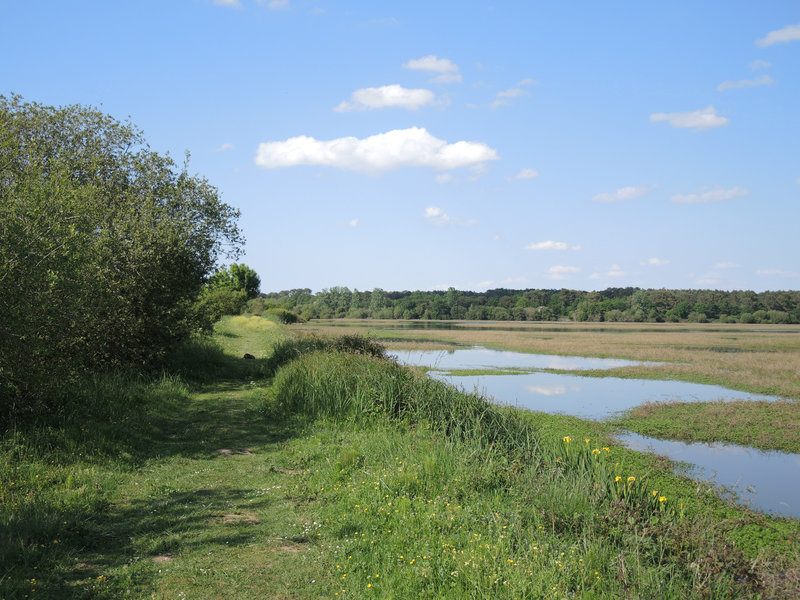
[2,317,334,599]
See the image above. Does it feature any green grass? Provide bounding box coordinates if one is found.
[613,400,800,454]
[2,317,799,599]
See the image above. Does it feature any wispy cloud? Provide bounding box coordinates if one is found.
[403,55,462,83]
[508,167,539,181]
[525,240,581,251]
[650,106,728,130]
[717,74,773,92]
[643,257,669,266]
[490,78,535,108]
[749,59,772,70]
[756,268,800,278]
[216,142,235,152]
[334,85,438,112]
[593,185,655,202]
[435,173,454,184]
[590,265,625,280]
[255,127,498,173]
[348,218,358,228]
[546,265,580,280]
[756,23,800,47]
[265,0,289,9]
[214,0,240,6]
[671,186,749,204]
[424,206,475,226]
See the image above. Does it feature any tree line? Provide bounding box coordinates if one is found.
[261,286,800,324]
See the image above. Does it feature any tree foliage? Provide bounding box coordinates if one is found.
[208,263,260,299]
[263,286,800,324]
[0,95,242,419]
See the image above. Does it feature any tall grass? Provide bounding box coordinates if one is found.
[268,346,794,597]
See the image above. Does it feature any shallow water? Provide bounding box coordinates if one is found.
[395,345,795,518]
[392,347,647,372]
[616,432,800,518]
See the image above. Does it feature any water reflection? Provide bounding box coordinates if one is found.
[428,371,779,421]
[392,347,647,371]
[616,432,800,518]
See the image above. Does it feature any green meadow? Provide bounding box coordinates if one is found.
[2,316,799,599]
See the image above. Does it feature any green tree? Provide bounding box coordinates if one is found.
[208,263,261,299]
[0,95,242,419]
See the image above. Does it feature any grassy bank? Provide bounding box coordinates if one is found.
[2,316,799,598]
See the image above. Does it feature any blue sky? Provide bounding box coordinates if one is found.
[3,1,799,293]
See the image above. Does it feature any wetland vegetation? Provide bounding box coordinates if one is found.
[3,316,799,598]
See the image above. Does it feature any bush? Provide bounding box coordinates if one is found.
[0,95,241,422]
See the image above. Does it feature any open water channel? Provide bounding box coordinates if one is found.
[391,346,800,518]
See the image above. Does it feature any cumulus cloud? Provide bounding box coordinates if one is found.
[509,168,539,181]
[643,257,669,266]
[525,240,581,251]
[590,265,625,279]
[756,23,800,47]
[254,127,498,173]
[403,55,462,83]
[216,142,235,152]
[717,74,774,92]
[671,186,749,204]
[650,106,728,130]
[593,185,654,202]
[424,206,475,226]
[334,84,437,112]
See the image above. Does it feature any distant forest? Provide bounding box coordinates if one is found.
[257,287,800,324]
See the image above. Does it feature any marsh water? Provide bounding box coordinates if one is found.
[392,346,798,518]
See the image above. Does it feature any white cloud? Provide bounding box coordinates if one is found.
[348,218,358,228]
[756,23,800,47]
[509,168,539,181]
[525,240,581,251]
[334,84,437,112]
[546,265,580,280]
[593,185,654,202]
[717,74,774,92]
[714,262,739,269]
[254,127,498,173]
[517,78,537,87]
[756,269,800,278]
[435,173,453,184]
[423,206,475,227]
[650,106,728,130]
[266,0,289,9]
[590,265,625,279]
[496,87,529,99]
[214,0,240,6]
[403,55,462,83]
[644,257,669,266]
[671,186,749,204]
[749,59,772,70]
[216,142,235,152]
